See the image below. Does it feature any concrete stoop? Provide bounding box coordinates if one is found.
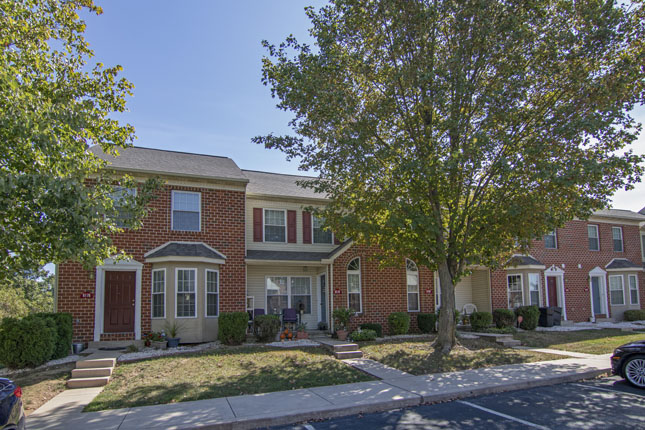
[67,358,116,389]
[332,343,363,359]
[469,332,522,348]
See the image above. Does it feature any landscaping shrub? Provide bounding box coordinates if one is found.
[469,311,493,332]
[493,309,516,328]
[350,329,377,342]
[32,312,73,359]
[417,313,438,333]
[253,314,281,342]
[218,312,249,345]
[515,306,540,330]
[388,312,410,335]
[624,310,645,321]
[359,323,382,338]
[332,308,352,330]
[0,316,56,368]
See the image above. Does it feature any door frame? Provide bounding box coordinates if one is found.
[94,258,143,341]
[318,273,327,323]
[588,267,608,322]
[544,265,567,320]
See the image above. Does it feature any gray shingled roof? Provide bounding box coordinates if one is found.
[146,242,226,261]
[592,209,645,221]
[243,170,325,200]
[507,255,544,267]
[606,258,641,270]
[246,250,330,262]
[91,146,248,182]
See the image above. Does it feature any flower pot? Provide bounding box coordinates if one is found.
[167,337,180,348]
[151,340,167,350]
[296,331,309,340]
[336,329,348,341]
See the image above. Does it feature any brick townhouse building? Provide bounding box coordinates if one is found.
[55,146,645,344]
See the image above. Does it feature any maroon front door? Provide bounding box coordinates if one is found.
[104,271,135,333]
[547,276,558,307]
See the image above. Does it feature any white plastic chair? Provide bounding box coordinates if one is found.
[462,303,478,316]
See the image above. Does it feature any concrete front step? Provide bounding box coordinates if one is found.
[67,376,110,389]
[71,367,113,378]
[334,351,363,359]
[332,343,359,353]
[497,339,522,347]
[76,358,116,369]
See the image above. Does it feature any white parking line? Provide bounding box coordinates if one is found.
[457,400,551,430]
[572,383,645,399]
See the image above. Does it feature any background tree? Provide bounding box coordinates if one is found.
[255,0,645,352]
[0,0,161,281]
[0,268,54,319]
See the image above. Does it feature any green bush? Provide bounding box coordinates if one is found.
[469,311,493,331]
[417,313,438,333]
[253,314,281,342]
[32,312,72,359]
[387,312,410,335]
[0,317,56,368]
[218,312,249,345]
[515,306,540,330]
[493,309,516,328]
[350,329,377,342]
[624,310,645,321]
[359,323,382,337]
[333,308,352,330]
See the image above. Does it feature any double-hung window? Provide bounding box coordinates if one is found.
[507,274,523,309]
[313,216,333,244]
[110,186,136,228]
[588,225,599,251]
[205,270,219,317]
[264,209,286,242]
[544,230,557,249]
[629,275,639,305]
[291,277,312,314]
[528,273,540,306]
[609,275,625,305]
[266,276,289,314]
[172,191,200,231]
[151,269,165,318]
[612,227,624,252]
[406,259,420,312]
[347,258,362,313]
[176,269,196,318]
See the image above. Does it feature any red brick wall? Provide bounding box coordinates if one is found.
[57,183,246,342]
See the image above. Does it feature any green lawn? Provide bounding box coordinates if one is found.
[11,363,73,415]
[85,346,373,411]
[360,337,563,375]
[514,329,645,354]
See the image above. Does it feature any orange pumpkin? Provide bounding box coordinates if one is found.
[280,333,286,339]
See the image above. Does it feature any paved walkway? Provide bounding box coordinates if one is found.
[26,352,611,430]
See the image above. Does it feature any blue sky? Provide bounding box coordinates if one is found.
[82,0,644,211]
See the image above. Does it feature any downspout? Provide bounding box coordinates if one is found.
[329,263,334,332]
[53,263,58,312]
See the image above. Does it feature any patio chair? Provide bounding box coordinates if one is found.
[282,308,298,331]
[462,303,478,316]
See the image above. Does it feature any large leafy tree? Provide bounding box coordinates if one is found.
[0,268,54,319]
[0,0,160,280]
[255,0,645,352]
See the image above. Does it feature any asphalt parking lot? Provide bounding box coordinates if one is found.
[272,376,645,430]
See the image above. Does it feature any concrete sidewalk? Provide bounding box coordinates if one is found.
[26,354,611,430]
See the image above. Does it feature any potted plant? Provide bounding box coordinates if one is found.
[296,323,308,339]
[164,320,182,348]
[146,331,167,350]
[317,321,328,331]
[333,308,352,341]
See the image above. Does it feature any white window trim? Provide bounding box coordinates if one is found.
[544,230,557,249]
[263,208,287,243]
[175,268,197,319]
[608,274,625,306]
[507,274,524,309]
[171,190,201,232]
[628,274,639,305]
[406,259,420,312]
[528,272,541,307]
[588,224,599,251]
[312,215,334,244]
[264,276,313,315]
[205,269,219,318]
[641,234,645,263]
[347,257,362,314]
[612,226,624,252]
[151,268,166,319]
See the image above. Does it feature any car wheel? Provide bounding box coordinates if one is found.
[623,354,645,388]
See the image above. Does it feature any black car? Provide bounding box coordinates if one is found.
[611,339,645,388]
[0,378,24,430]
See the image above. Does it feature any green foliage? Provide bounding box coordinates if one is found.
[359,323,382,337]
[0,316,56,368]
[32,312,72,359]
[350,329,377,342]
[469,312,493,332]
[417,313,438,333]
[218,312,249,345]
[515,306,540,331]
[387,312,410,335]
[254,315,281,342]
[623,310,645,322]
[0,0,162,279]
[484,327,517,335]
[493,309,517,329]
[164,320,183,338]
[0,269,54,319]
[333,308,352,330]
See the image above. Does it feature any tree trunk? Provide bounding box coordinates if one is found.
[435,259,457,354]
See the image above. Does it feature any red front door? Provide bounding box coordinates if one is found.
[104,271,135,333]
[547,276,558,307]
